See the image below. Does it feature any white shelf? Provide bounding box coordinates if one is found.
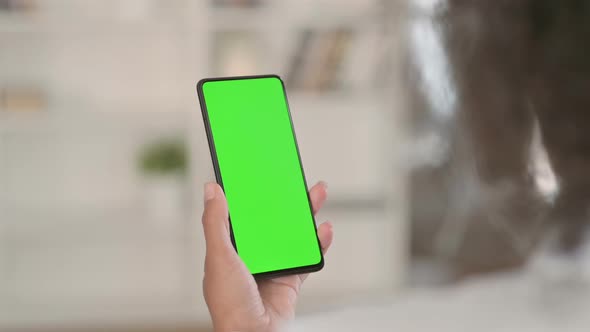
[1,213,194,247]
[0,110,190,135]
[288,91,384,107]
[209,6,274,29]
[300,210,405,304]
[0,15,169,33]
[0,0,406,329]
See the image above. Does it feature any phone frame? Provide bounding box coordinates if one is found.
[196,74,324,279]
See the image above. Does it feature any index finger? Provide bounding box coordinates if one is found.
[308,181,328,215]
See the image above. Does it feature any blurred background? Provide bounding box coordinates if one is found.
[2,0,590,331]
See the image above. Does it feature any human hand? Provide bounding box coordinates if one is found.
[201,182,334,332]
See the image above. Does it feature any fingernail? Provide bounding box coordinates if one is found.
[204,183,217,202]
[319,181,328,191]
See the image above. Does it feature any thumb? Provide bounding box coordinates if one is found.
[202,182,234,254]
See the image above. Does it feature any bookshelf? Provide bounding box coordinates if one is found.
[0,0,409,328]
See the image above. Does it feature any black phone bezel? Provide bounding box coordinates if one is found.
[196,74,325,279]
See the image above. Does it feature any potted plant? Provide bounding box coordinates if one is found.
[138,137,188,225]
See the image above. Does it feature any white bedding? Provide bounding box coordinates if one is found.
[289,256,590,332]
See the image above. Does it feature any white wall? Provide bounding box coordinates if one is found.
[0,0,408,328]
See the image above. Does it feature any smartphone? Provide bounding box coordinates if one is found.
[197,75,324,278]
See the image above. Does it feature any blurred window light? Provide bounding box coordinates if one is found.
[409,0,457,120]
[530,116,559,201]
[413,0,444,13]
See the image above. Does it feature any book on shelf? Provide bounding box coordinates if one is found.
[285,29,313,90]
[213,30,260,76]
[0,0,35,12]
[285,28,354,93]
[0,86,46,113]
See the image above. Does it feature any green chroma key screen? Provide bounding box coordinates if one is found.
[199,76,322,275]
